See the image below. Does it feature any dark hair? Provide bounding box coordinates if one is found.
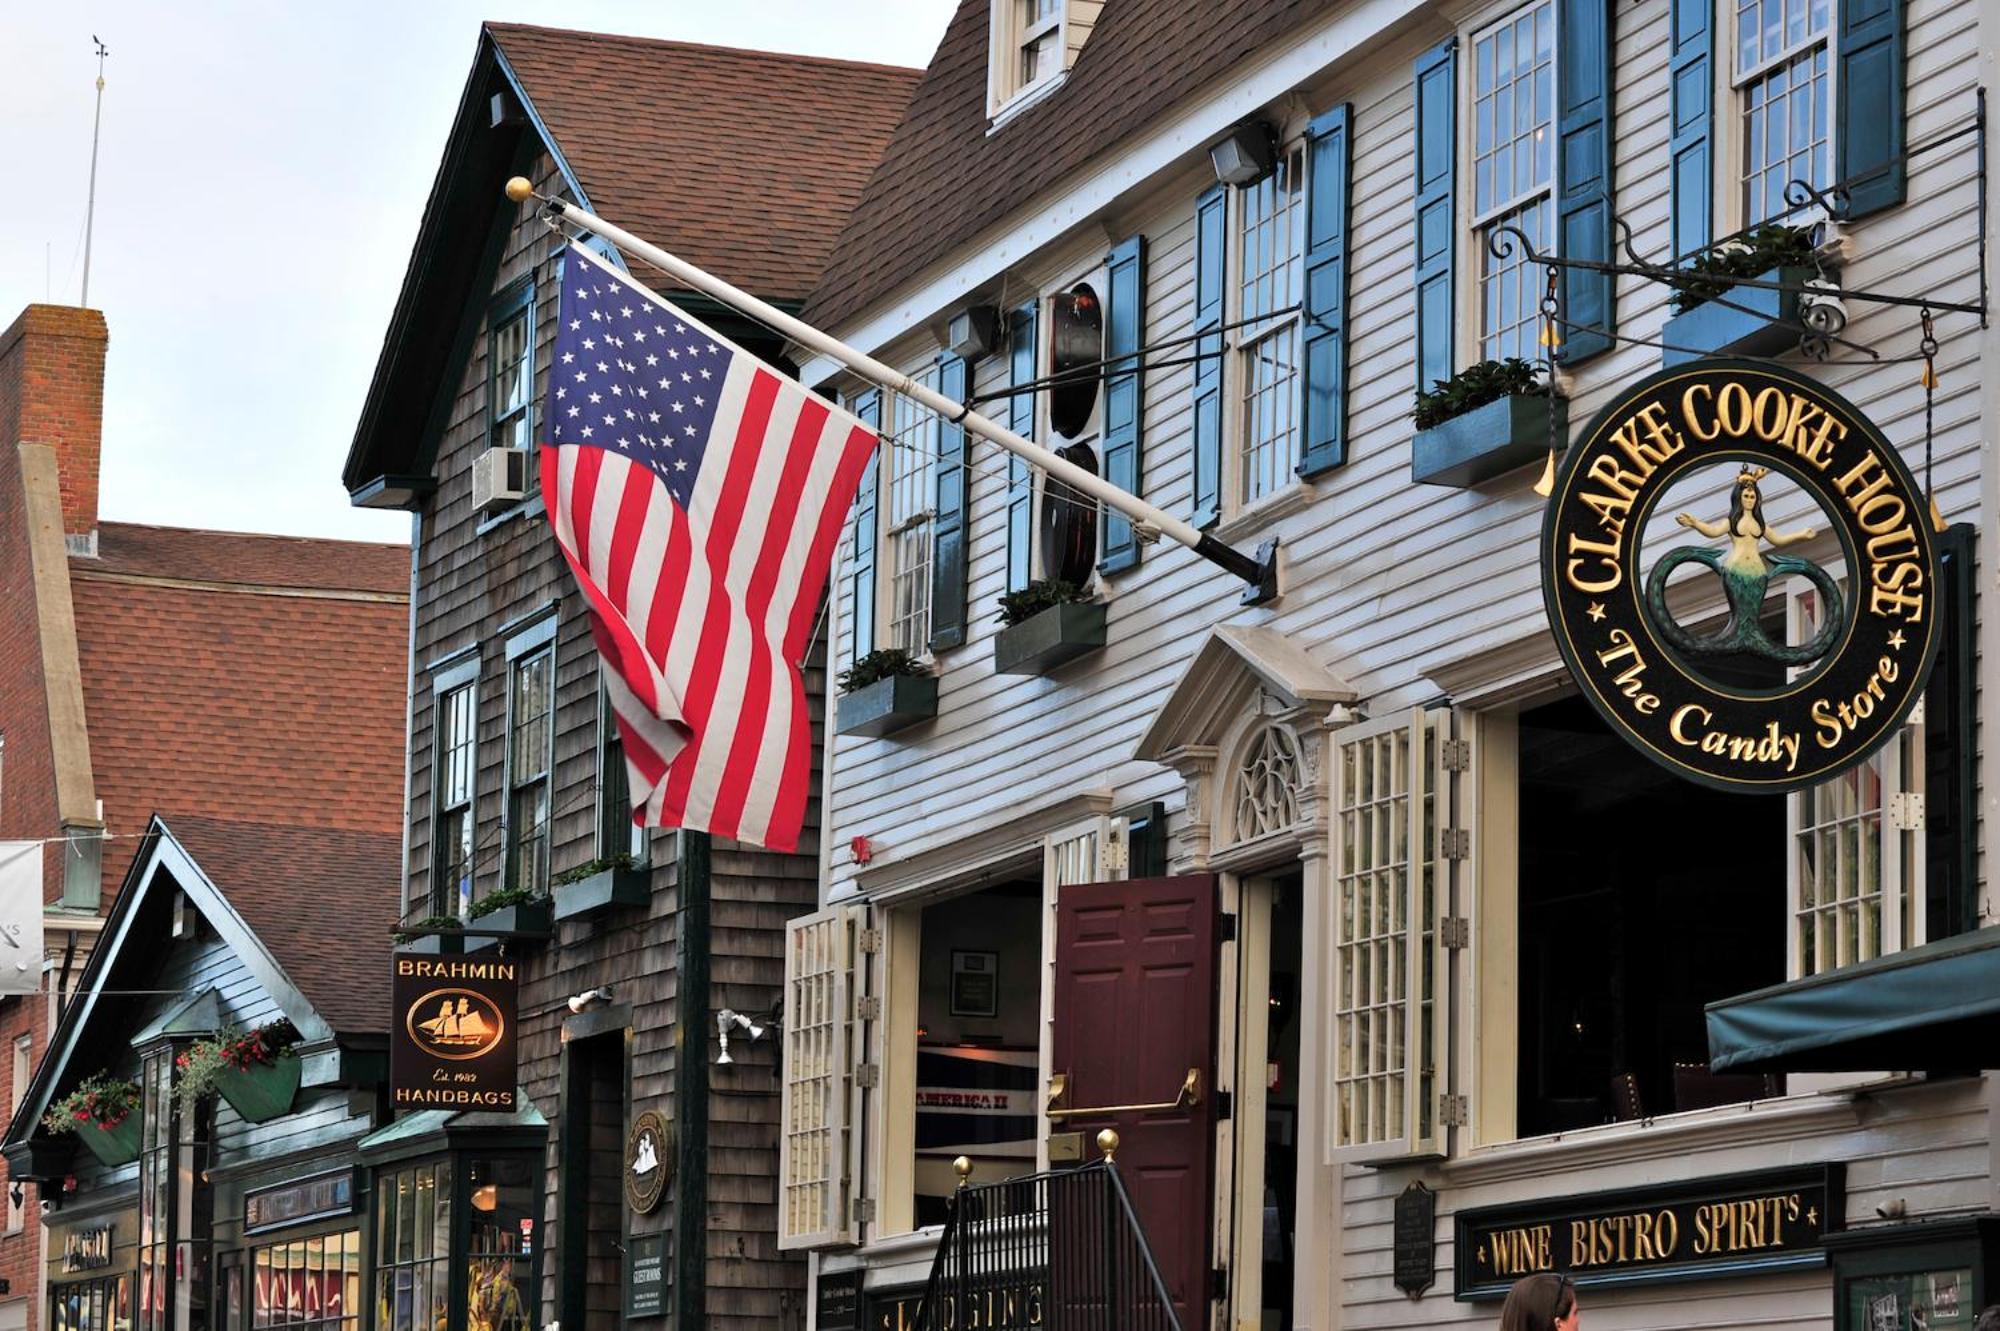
[1499,1273,1575,1331]
[1728,478,1766,538]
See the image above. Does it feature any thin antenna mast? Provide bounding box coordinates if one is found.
[80,36,109,308]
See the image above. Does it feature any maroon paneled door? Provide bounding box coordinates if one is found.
[1053,874,1219,1325]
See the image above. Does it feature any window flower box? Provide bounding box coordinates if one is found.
[464,898,554,953]
[835,673,939,739]
[396,931,465,956]
[1412,392,1568,489]
[76,1114,142,1168]
[1662,264,1821,367]
[553,863,650,921]
[993,601,1108,676]
[215,1050,302,1124]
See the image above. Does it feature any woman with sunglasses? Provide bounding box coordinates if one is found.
[1499,1272,1580,1331]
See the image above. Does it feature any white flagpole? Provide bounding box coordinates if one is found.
[504,178,1277,601]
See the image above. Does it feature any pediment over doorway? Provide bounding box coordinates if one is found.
[1134,626,1357,762]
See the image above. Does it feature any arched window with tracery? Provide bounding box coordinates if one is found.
[1232,723,1303,842]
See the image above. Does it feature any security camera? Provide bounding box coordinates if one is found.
[566,986,615,1015]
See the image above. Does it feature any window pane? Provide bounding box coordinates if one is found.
[885,369,938,653]
[1238,147,1306,502]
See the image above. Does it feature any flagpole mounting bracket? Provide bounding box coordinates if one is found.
[1196,535,1280,605]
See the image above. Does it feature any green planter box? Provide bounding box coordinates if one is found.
[216,1052,302,1124]
[1661,265,1819,367]
[465,900,554,953]
[835,674,938,738]
[554,866,651,921]
[1412,392,1568,489]
[993,602,1108,676]
[397,932,465,956]
[76,1114,141,1168]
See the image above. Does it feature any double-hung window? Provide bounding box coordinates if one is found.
[1017,0,1062,88]
[430,662,478,918]
[598,684,648,864]
[488,280,534,454]
[1237,147,1307,504]
[1735,0,1833,224]
[884,370,939,656]
[504,620,557,896]
[1472,2,1556,363]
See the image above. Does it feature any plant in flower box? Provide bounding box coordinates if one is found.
[175,1019,302,1124]
[42,1073,142,1166]
[835,648,937,738]
[1410,358,1566,488]
[992,579,1107,676]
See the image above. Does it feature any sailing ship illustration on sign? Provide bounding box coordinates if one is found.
[408,989,505,1060]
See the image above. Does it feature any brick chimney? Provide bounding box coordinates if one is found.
[0,304,108,548]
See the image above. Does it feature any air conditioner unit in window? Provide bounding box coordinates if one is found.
[471,446,529,511]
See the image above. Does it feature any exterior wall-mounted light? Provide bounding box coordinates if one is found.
[1209,121,1277,187]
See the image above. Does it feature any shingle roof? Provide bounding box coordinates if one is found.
[801,0,1325,332]
[67,524,410,895]
[487,23,924,307]
[166,815,402,1037]
[88,522,409,595]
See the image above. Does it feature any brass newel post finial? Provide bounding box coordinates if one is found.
[952,1156,973,1189]
[1096,1129,1120,1162]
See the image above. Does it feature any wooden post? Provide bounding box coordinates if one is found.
[674,829,712,1330]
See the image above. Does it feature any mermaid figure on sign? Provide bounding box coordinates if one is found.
[1644,465,1844,665]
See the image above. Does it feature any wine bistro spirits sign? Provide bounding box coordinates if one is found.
[1543,360,1941,792]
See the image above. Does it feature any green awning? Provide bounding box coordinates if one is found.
[1706,925,2000,1072]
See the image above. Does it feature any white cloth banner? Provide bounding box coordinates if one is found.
[0,844,43,996]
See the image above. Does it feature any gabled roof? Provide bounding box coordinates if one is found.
[487,24,921,306]
[5,816,399,1166]
[67,522,409,895]
[801,0,1327,332]
[1134,625,1357,762]
[342,23,920,501]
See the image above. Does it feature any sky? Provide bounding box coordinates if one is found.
[1,2,952,544]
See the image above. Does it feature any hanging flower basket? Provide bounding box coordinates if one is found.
[43,1074,142,1168]
[215,1049,303,1124]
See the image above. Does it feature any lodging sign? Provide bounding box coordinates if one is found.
[1455,1164,1843,1299]
[1543,360,1940,793]
[390,954,518,1111]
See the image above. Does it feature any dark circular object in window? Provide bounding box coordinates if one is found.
[1040,440,1100,586]
[1048,282,1103,440]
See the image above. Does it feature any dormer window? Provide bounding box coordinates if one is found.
[989,0,1099,120]
[1017,0,1062,87]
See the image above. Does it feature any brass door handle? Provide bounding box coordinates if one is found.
[1045,1067,1200,1118]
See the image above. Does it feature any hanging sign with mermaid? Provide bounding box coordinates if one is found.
[1541,359,1940,793]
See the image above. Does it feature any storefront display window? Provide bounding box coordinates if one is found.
[372,1154,537,1331]
[51,1276,131,1331]
[253,1231,361,1330]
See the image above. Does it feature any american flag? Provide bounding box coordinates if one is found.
[542,242,878,852]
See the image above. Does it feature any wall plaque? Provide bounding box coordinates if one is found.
[1454,1164,1843,1299]
[950,950,1000,1018]
[245,1170,357,1233]
[815,1269,862,1331]
[1543,360,1940,793]
[390,954,518,1111]
[626,1231,666,1318]
[625,1109,672,1214]
[1394,1180,1436,1297]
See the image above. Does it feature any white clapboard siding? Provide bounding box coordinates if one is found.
[1336,1079,1990,1331]
[823,0,1987,891]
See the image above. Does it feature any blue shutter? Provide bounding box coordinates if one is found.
[1098,234,1147,574]
[1837,0,1905,218]
[1413,40,1457,394]
[1556,0,1615,363]
[1191,184,1226,529]
[1006,303,1037,593]
[928,354,972,651]
[848,389,882,660]
[1669,0,1715,262]
[1298,104,1353,478]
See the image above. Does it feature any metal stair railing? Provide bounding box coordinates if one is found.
[915,1130,1182,1331]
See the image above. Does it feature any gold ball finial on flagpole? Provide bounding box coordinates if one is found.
[504,176,536,204]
